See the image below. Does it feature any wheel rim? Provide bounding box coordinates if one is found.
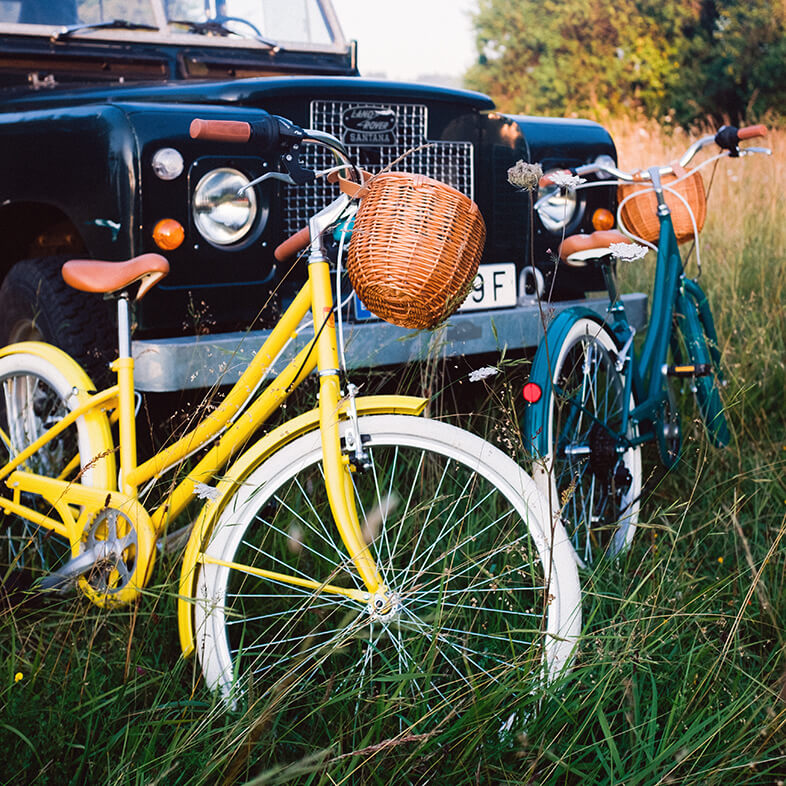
[550,331,640,564]
[195,417,575,733]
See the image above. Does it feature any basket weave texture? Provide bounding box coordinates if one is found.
[618,168,706,245]
[346,172,486,329]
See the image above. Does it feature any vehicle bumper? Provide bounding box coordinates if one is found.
[132,293,648,392]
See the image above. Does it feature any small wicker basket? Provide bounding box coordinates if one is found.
[345,172,486,330]
[618,167,706,245]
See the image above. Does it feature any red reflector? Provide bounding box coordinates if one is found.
[522,382,542,403]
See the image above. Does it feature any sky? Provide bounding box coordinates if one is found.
[330,0,478,84]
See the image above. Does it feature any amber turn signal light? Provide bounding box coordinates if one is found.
[591,208,615,231]
[153,218,185,250]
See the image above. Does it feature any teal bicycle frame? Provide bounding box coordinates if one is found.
[527,168,729,476]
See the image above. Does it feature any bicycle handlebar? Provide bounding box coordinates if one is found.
[189,114,306,150]
[189,116,350,159]
[540,124,769,186]
[189,115,353,191]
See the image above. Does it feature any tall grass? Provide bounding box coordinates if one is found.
[2,122,786,785]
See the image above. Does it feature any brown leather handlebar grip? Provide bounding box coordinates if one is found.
[738,124,768,140]
[189,118,252,143]
[274,226,311,263]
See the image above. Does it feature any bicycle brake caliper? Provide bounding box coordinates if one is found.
[615,326,636,373]
[343,383,371,472]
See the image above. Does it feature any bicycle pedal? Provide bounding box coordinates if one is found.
[663,363,712,378]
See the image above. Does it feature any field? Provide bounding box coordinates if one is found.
[2,122,786,785]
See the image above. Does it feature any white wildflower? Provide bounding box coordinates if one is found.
[609,242,649,261]
[193,482,220,501]
[507,160,543,191]
[547,170,586,190]
[469,366,499,382]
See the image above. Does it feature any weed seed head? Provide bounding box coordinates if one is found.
[507,160,543,191]
[548,170,586,190]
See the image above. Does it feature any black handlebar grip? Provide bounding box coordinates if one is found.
[715,125,741,151]
[248,115,281,150]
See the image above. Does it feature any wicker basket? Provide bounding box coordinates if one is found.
[618,166,706,245]
[345,172,486,329]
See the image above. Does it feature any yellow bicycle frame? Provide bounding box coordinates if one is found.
[0,236,426,613]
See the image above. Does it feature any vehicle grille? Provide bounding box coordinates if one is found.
[281,100,475,237]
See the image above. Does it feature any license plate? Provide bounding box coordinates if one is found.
[353,262,517,321]
[460,263,517,311]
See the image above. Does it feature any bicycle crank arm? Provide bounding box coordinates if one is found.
[38,539,126,592]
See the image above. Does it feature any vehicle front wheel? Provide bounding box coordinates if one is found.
[0,257,114,385]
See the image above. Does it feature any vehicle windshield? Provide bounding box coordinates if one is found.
[0,0,341,48]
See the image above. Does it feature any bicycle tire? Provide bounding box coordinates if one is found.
[526,314,642,565]
[193,414,581,730]
[675,292,730,448]
[0,349,114,584]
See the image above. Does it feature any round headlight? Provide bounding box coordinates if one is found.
[193,168,257,246]
[536,175,578,233]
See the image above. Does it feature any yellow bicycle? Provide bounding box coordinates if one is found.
[0,114,580,724]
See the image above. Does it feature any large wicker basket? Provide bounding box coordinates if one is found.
[618,167,706,245]
[345,172,486,329]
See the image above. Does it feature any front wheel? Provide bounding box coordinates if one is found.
[526,316,642,565]
[193,415,581,732]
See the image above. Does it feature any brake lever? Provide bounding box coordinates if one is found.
[237,170,297,195]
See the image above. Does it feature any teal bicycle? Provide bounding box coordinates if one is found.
[523,124,769,565]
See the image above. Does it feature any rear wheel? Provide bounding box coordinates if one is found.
[194,415,581,733]
[529,317,642,565]
[0,352,113,585]
[675,295,730,447]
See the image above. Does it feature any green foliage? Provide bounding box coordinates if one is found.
[465,0,786,126]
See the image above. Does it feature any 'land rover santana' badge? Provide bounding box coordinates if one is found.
[341,106,397,145]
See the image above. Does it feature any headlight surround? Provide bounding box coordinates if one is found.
[193,167,257,246]
[536,173,579,232]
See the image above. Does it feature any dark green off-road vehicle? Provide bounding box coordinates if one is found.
[0,0,644,391]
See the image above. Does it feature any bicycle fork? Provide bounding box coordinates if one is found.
[307,210,389,611]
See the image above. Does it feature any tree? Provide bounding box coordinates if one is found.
[465,0,786,125]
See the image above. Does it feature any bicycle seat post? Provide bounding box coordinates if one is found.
[112,291,138,495]
[116,292,132,360]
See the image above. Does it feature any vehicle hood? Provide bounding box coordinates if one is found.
[0,76,496,113]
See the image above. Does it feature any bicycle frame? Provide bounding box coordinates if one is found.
[598,180,723,457]
[0,190,425,611]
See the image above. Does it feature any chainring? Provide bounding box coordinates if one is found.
[80,507,139,595]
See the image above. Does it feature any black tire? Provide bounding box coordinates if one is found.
[0,257,115,386]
